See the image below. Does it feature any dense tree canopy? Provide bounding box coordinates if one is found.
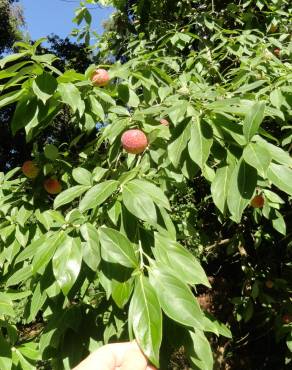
[0,0,291,369]
[0,0,24,55]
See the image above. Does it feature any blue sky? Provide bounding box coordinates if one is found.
[20,0,113,41]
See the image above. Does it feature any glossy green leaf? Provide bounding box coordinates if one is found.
[0,293,15,317]
[72,167,92,186]
[129,275,162,367]
[154,234,210,287]
[6,265,33,287]
[99,227,138,268]
[256,138,292,167]
[58,82,85,116]
[52,236,82,295]
[149,264,204,330]
[188,119,213,169]
[243,142,271,177]
[111,277,134,309]
[243,101,265,142]
[44,144,58,160]
[267,163,292,196]
[54,185,90,209]
[0,90,24,109]
[80,223,101,271]
[122,182,157,223]
[272,211,286,235]
[168,122,191,167]
[227,160,257,222]
[127,179,170,210]
[28,282,47,322]
[89,95,105,121]
[211,164,233,214]
[0,335,12,370]
[32,232,67,274]
[188,330,213,370]
[11,96,38,135]
[79,180,119,212]
[0,51,29,68]
[32,72,57,104]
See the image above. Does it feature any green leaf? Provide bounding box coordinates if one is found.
[154,234,210,287]
[89,95,105,121]
[11,96,38,135]
[58,82,85,116]
[227,160,257,222]
[0,293,15,317]
[28,282,47,322]
[6,265,33,287]
[243,142,271,177]
[129,275,162,367]
[32,232,67,274]
[32,72,57,104]
[0,51,29,68]
[0,335,12,370]
[15,234,50,263]
[18,342,40,361]
[99,227,138,268]
[272,211,286,235]
[80,223,101,271]
[188,330,213,370]
[72,167,92,186]
[270,88,284,110]
[52,236,82,295]
[263,189,284,204]
[128,88,140,107]
[149,264,205,330]
[267,163,292,196]
[287,332,292,352]
[54,185,90,209]
[13,348,35,370]
[188,119,213,169]
[79,180,119,212]
[111,277,134,309]
[0,90,24,109]
[211,164,233,214]
[256,138,292,167]
[128,179,170,210]
[122,182,157,223]
[44,144,58,160]
[168,122,191,168]
[243,101,265,142]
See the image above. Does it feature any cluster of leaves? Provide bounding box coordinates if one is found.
[0,0,292,369]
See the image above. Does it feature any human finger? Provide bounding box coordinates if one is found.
[120,346,148,370]
[73,345,116,370]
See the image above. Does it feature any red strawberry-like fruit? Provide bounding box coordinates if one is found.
[251,195,265,208]
[121,129,148,154]
[44,178,62,195]
[160,118,169,126]
[22,161,39,179]
[91,68,110,87]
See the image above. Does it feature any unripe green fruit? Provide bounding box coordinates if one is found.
[121,129,148,154]
[44,178,62,195]
[91,68,110,87]
[251,195,264,208]
[22,161,39,179]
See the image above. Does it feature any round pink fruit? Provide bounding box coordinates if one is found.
[91,68,110,87]
[160,118,169,126]
[121,129,148,154]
